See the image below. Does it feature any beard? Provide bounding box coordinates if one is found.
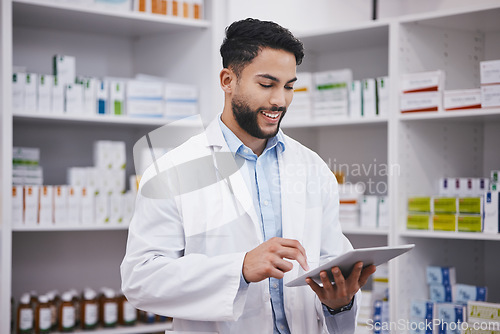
[231,96,286,139]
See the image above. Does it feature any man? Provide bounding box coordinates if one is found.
[121,18,376,333]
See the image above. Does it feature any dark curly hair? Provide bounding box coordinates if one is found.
[220,18,304,77]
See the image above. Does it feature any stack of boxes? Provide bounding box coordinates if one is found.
[360,195,390,230]
[480,60,500,108]
[135,0,204,19]
[13,55,198,119]
[407,173,498,233]
[12,141,137,228]
[287,70,389,122]
[409,266,488,334]
[399,70,445,114]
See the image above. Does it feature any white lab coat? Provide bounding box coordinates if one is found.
[120,117,358,334]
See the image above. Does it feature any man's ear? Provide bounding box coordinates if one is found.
[220,68,235,94]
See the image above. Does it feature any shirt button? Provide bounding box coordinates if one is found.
[257,161,261,166]
[273,283,278,289]
[280,325,285,330]
[264,200,269,206]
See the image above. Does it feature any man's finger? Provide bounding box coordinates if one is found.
[358,265,377,287]
[278,239,309,271]
[306,277,324,299]
[332,267,345,287]
[347,262,364,283]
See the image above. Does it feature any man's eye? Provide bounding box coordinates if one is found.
[260,84,272,88]
[285,86,294,90]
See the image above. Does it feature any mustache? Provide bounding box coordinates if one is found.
[259,106,287,112]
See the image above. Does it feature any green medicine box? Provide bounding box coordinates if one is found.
[433,197,458,214]
[458,215,483,232]
[432,214,457,231]
[407,214,430,230]
[408,197,432,213]
[458,197,483,214]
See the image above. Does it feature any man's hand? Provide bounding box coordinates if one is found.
[242,237,309,283]
[306,262,376,310]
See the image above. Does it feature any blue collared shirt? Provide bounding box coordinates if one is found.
[218,116,291,334]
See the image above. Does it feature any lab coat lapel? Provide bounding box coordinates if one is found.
[278,138,307,244]
[204,119,263,242]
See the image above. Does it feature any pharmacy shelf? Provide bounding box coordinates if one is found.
[13,0,209,38]
[399,229,500,241]
[295,20,390,53]
[13,112,201,128]
[281,116,388,129]
[12,223,129,232]
[49,322,172,334]
[397,108,500,122]
[398,3,500,32]
[342,227,389,236]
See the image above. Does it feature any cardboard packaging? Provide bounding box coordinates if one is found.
[444,89,481,111]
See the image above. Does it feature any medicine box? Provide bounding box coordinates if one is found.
[432,214,456,231]
[12,186,23,226]
[24,73,37,112]
[468,301,500,323]
[94,192,109,224]
[483,191,499,233]
[97,80,109,115]
[52,76,65,114]
[429,284,453,303]
[65,83,84,114]
[37,74,53,114]
[377,76,389,117]
[433,197,457,214]
[400,92,442,113]
[408,197,432,213]
[67,186,81,223]
[12,72,26,112]
[435,303,466,334]
[481,84,500,108]
[362,78,377,118]
[444,89,482,111]
[438,178,453,197]
[312,69,352,118]
[378,196,389,229]
[109,80,126,115]
[287,72,313,121]
[38,185,53,226]
[492,170,499,183]
[53,185,68,225]
[426,266,456,285]
[360,195,378,228]
[457,215,482,232]
[453,284,487,304]
[122,191,136,224]
[400,70,445,93]
[480,59,500,85]
[53,55,75,86]
[458,197,483,215]
[164,83,198,118]
[77,77,97,115]
[349,80,362,119]
[94,0,132,12]
[409,300,436,334]
[24,185,39,225]
[109,193,123,224]
[126,80,163,117]
[407,213,431,230]
[13,147,40,166]
[81,187,95,225]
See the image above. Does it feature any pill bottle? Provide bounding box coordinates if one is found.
[68,289,81,328]
[118,293,137,326]
[46,290,60,331]
[100,288,117,328]
[81,288,98,330]
[16,293,33,334]
[34,295,51,334]
[58,292,75,332]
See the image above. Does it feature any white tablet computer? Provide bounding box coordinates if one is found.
[286,244,415,287]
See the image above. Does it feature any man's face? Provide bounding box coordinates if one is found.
[231,48,297,139]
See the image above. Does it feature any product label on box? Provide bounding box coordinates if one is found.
[454,284,487,303]
[433,214,456,231]
[457,215,482,232]
[434,197,457,213]
[429,284,452,302]
[427,266,455,285]
[400,92,441,113]
[401,71,444,93]
[407,214,430,230]
[444,89,482,111]
[481,85,500,108]
[480,60,500,85]
[459,197,482,214]
[469,302,500,322]
[408,197,432,212]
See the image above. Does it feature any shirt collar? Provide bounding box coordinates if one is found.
[217,114,285,158]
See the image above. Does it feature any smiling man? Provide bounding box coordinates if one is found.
[121,18,375,334]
